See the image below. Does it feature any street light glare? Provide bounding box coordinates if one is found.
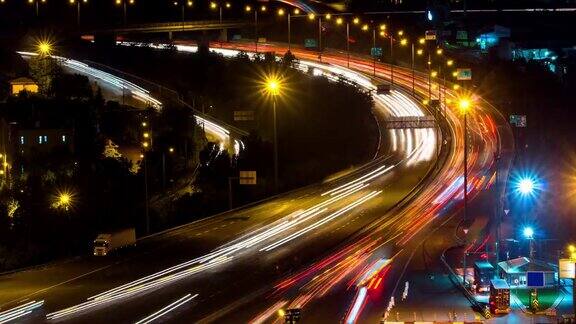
[523,227,534,239]
[307,13,315,20]
[37,40,53,56]
[458,98,471,113]
[518,178,535,195]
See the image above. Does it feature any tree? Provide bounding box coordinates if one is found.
[28,56,61,95]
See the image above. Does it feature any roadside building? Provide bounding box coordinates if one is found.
[9,77,39,96]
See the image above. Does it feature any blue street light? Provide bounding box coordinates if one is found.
[512,172,542,198]
[518,178,535,195]
[523,226,534,239]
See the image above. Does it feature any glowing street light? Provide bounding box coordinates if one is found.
[293,8,300,15]
[335,17,343,25]
[174,0,193,22]
[459,96,473,229]
[69,0,88,26]
[523,227,534,239]
[37,40,53,56]
[277,8,284,16]
[325,13,331,20]
[416,48,424,55]
[353,17,360,25]
[52,190,75,212]
[400,38,408,46]
[447,59,454,66]
[116,0,135,25]
[263,74,284,192]
[418,37,425,44]
[518,178,535,195]
[307,13,315,20]
[29,0,47,17]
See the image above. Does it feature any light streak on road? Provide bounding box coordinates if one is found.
[260,190,382,251]
[344,287,367,324]
[134,293,198,324]
[248,300,288,324]
[0,300,44,324]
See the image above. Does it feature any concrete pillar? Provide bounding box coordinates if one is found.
[168,31,173,40]
[219,28,228,42]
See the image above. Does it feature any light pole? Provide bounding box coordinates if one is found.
[524,227,535,259]
[245,5,263,53]
[69,0,87,27]
[141,122,151,234]
[29,0,46,17]
[264,76,282,193]
[115,0,134,26]
[459,98,472,229]
[174,0,192,23]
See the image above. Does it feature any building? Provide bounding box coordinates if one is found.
[9,77,39,96]
[498,257,557,287]
[16,128,74,156]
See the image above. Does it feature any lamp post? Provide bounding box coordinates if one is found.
[459,98,471,228]
[70,0,87,27]
[174,0,192,23]
[115,0,134,25]
[141,122,151,234]
[265,76,282,193]
[29,0,46,17]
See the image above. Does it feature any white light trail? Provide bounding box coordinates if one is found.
[0,300,44,324]
[345,287,367,324]
[134,293,198,324]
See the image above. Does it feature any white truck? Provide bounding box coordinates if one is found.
[93,228,136,256]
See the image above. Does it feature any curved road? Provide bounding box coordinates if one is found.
[0,41,512,324]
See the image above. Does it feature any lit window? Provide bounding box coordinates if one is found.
[38,135,48,144]
[43,135,48,143]
[38,136,42,144]
[20,136,25,145]
[62,135,66,143]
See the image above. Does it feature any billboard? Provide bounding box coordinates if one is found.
[527,271,545,288]
[559,259,575,279]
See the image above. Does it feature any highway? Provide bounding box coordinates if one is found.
[0,41,511,323]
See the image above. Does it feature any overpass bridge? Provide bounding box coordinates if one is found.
[87,20,247,40]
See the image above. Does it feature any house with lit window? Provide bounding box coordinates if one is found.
[9,77,39,96]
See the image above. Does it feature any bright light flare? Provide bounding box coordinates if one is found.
[523,226,534,239]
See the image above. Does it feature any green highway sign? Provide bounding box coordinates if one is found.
[371,47,383,57]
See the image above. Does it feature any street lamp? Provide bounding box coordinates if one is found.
[263,74,283,193]
[524,226,535,259]
[28,0,46,17]
[37,40,53,56]
[459,97,472,227]
[69,0,87,27]
[245,4,267,53]
[173,0,193,23]
[115,0,135,25]
[52,189,75,212]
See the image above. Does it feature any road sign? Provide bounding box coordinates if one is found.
[257,37,267,43]
[371,47,383,57]
[559,259,575,279]
[527,271,545,288]
[425,30,437,40]
[456,30,468,40]
[304,38,317,48]
[504,209,510,215]
[456,68,472,81]
[233,110,255,121]
[509,115,527,127]
[239,171,257,185]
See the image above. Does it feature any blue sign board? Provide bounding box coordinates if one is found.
[371,47,383,57]
[527,271,545,288]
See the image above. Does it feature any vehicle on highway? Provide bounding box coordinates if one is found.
[93,228,136,256]
[474,260,495,292]
[489,279,511,314]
